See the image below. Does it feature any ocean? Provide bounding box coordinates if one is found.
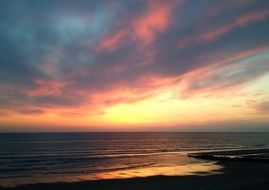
[1,132,269,187]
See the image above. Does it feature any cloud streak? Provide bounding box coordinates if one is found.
[0,0,269,129]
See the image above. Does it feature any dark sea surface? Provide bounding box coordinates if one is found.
[1,132,269,187]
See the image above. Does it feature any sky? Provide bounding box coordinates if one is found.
[0,0,269,132]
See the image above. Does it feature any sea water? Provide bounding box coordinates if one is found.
[1,132,269,187]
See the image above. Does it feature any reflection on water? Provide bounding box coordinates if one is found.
[84,161,222,180]
[0,153,223,187]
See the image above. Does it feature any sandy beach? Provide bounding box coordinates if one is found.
[1,149,269,190]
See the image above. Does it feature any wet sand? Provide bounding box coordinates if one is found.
[1,149,269,190]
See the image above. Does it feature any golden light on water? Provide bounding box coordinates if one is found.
[85,162,222,180]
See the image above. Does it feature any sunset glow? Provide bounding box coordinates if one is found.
[0,0,269,131]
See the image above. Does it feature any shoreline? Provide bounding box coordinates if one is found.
[1,149,269,190]
[1,161,269,190]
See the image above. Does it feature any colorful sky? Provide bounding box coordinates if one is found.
[0,0,269,132]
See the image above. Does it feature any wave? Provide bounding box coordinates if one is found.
[0,151,185,162]
[0,146,260,161]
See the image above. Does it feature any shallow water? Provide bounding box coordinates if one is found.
[0,132,269,187]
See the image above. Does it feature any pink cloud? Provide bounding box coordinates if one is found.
[206,0,256,18]
[132,0,172,44]
[96,0,174,53]
[178,9,269,48]
[96,30,126,53]
[251,101,269,114]
[202,10,269,41]
[23,79,65,97]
